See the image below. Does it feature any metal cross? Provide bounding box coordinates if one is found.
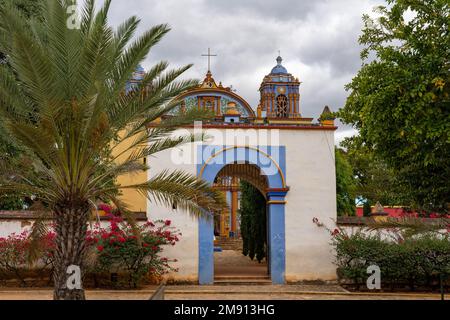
[201,48,217,72]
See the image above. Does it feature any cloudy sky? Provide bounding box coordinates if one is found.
[96,0,386,144]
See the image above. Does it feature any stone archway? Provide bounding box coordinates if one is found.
[197,146,288,284]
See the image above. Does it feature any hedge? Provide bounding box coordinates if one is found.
[334,231,450,290]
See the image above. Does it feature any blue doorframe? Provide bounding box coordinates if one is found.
[197,145,288,284]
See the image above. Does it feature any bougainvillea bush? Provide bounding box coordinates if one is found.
[87,216,181,288]
[0,216,181,288]
[0,231,30,286]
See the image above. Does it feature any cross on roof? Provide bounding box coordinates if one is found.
[201,48,217,72]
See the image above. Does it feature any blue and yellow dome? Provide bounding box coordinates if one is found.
[270,56,288,74]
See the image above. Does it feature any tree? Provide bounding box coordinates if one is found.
[335,148,356,216]
[0,0,44,208]
[338,0,450,214]
[0,0,225,299]
[341,136,408,206]
[239,181,266,263]
[363,200,372,217]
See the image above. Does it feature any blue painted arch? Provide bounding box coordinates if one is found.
[197,145,288,284]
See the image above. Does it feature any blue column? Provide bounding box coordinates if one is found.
[267,191,286,284]
[198,215,214,284]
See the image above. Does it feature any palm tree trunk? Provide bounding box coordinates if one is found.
[52,205,90,300]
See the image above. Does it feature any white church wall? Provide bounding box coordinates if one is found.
[147,127,338,282]
[281,129,338,282]
[0,220,29,238]
[147,140,199,283]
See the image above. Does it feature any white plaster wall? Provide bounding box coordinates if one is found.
[147,127,338,282]
[281,129,337,282]
[147,141,199,282]
[0,220,32,237]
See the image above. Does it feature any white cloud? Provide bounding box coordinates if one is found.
[90,0,384,145]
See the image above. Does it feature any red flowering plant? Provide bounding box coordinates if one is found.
[0,231,31,286]
[87,215,181,288]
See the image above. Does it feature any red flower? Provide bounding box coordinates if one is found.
[331,229,340,236]
[118,237,126,243]
[97,245,104,252]
[165,220,171,226]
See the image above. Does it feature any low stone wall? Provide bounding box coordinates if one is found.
[0,210,147,237]
[336,216,449,226]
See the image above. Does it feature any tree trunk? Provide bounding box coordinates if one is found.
[52,205,90,300]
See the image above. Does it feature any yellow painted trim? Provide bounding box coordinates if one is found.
[198,146,287,188]
[267,200,287,205]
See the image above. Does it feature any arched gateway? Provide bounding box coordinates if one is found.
[145,55,338,285]
[198,146,288,284]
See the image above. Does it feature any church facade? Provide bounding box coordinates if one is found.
[146,55,338,284]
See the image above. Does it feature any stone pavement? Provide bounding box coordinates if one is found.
[0,285,445,300]
[214,250,267,277]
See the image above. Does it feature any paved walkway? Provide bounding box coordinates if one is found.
[214,250,267,277]
[0,285,445,300]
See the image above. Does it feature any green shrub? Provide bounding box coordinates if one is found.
[0,194,25,210]
[333,230,450,290]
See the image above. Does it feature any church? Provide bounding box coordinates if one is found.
[121,53,338,284]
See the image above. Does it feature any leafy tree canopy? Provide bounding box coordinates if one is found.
[339,0,450,214]
[341,136,408,206]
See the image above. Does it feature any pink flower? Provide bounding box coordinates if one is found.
[331,229,340,236]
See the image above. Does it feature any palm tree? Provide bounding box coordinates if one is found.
[0,0,225,299]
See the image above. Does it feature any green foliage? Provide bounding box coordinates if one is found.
[334,231,450,289]
[335,148,356,216]
[338,0,450,214]
[0,0,43,19]
[341,137,408,206]
[239,181,266,263]
[0,0,226,298]
[0,0,226,218]
[0,0,44,203]
[0,193,24,210]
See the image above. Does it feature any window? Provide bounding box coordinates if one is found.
[276,94,288,117]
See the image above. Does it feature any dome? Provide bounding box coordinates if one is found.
[225,102,241,115]
[270,56,288,74]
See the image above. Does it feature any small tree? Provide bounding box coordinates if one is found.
[239,181,266,263]
[335,148,356,216]
[363,201,372,217]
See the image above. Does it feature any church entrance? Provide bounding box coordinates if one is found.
[197,145,288,285]
[212,164,269,281]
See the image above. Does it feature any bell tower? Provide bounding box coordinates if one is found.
[259,55,310,124]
